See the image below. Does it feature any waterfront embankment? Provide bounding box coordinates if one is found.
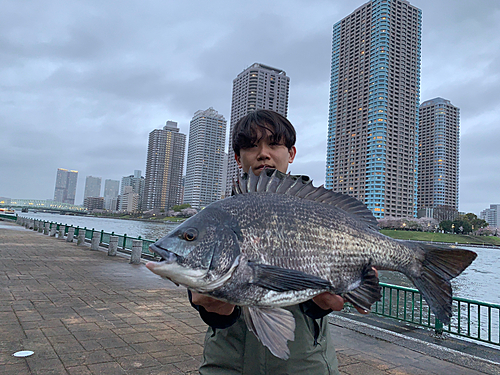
[1,220,500,374]
[380,229,500,247]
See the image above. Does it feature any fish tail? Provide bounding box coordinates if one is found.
[406,243,477,325]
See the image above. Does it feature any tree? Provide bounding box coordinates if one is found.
[172,204,191,212]
[455,213,487,234]
[439,220,453,233]
[433,205,459,222]
[452,218,471,234]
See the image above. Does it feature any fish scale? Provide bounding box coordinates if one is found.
[146,168,477,360]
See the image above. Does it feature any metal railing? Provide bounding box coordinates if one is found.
[16,216,160,260]
[0,213,17,220]
[375,282,500,346]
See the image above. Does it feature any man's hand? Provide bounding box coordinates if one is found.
[312,292,370,314]
[191,291,235,316]
[312,267,379,314]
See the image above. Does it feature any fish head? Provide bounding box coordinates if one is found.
[146,205,242,292]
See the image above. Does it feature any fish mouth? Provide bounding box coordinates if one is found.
[149,243,177,264]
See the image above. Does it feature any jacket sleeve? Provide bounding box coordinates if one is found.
[300,299,332,319]
[188,290,241,329]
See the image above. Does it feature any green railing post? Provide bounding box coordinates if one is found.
[435,318,443,335]
[123,234,127,249]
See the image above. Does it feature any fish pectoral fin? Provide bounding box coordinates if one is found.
[342,266,382,311]
[248,262,331,292]
[242,306,295,360]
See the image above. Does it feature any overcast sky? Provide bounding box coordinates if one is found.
[1,0,499,215]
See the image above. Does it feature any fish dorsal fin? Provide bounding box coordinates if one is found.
[234,168,378,230]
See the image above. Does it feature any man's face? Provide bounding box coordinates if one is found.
[235,129,296,175]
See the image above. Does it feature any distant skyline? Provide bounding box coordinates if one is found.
[1,0,500,215]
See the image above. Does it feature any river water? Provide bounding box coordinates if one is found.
[17,211,500,305]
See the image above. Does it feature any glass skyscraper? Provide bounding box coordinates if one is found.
[84,176,102,200]
[144,121,186,210]
[53,168,78,204]
[225,63,290,197]
[184,108,227,209]
[418,98,459,212]
[326,0,422,218]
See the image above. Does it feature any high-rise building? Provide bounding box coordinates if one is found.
[120,170,145,210]
[103,179,120,210]
[83,196,104,211]
[118,186,140,213]
[144,121,186,210]
[184,108,227,209]
[418,98,459,212]
[53,168,78,204]
[480,204,500,228]
[326,0,422,218]
[225,63,290,197]
[84,176,102,200]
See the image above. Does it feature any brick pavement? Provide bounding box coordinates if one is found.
[1,220,499,374]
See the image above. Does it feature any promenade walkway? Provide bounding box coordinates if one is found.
[1,220,499,375]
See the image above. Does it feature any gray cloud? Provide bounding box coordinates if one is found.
[1,0,499,214]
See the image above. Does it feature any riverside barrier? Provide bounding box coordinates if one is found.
[11,215,500,349]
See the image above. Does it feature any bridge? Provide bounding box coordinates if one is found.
[0,198,87,214]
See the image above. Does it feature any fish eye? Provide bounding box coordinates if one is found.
[182,228,198,241]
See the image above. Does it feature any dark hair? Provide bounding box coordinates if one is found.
[232,110,296,156]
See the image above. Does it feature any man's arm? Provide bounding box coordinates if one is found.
[312,268,379,315]
[189,291,241,329]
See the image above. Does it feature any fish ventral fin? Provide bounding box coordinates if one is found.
[342,266,382,311]
[234,168,378,230]
[242,306,295,360]
[406,243,477,325]
[248,262,332,292]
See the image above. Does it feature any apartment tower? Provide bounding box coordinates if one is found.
[144,121,186,210]
[224,63,290,197]
[418,98,459,213]
[53,168,78,204]
[83,176,102,200]
[184,108,227,209]
[480,204,500,228]
[120,170,145,211]
[103,179,120,210]
[326,0,422,218]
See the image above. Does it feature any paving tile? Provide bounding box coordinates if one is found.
[132,364,183,374]
[341,361,390,375]
[105,345,138,358]
[78,340,103,351]
[25,357,66,373]
[173,357,202,373]
[116,353,162,371]
[66,366,93,375]
[119,332,157,344]
[86,362,126,374]
[1,362,31,375]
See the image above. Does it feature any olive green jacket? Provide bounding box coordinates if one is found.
[198,304,339,375]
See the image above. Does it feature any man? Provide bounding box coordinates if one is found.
[190,110,369,374]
